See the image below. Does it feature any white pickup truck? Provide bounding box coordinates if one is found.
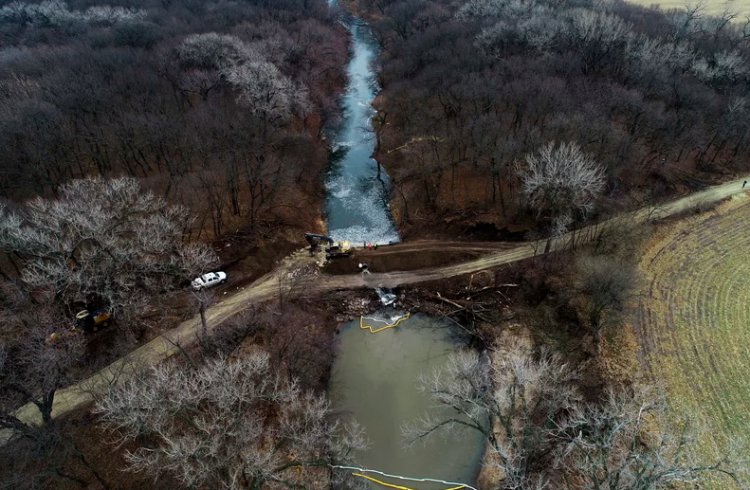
[191,271,227,291]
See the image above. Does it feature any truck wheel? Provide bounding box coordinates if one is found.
[220,279,226,285]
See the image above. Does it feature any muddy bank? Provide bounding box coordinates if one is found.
[324,247,488,275]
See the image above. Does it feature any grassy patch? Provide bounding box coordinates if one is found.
[637,198,750,488]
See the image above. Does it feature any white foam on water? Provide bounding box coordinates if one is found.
[329,177,352,199]
[325,174,352,199]
[324,15,400,247]
[332,188,351,199]
[374,288,397,306]
[329,224,399,246]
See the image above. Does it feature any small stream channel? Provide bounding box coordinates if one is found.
[324,10,399,246]
[324,3,485,488]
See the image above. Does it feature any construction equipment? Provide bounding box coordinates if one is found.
[326,240,351,259]
[304,233,352,259]
[46,309,112,344]
[75,309,111,333]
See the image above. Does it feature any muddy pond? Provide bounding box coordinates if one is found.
[329,313,485,488]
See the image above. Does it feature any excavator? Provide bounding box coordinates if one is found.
[304,233,351,259]
[47,308,112,344]
[75,308,111,333]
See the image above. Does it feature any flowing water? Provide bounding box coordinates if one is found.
[329,314,486,488]
[324,4,484,487]
[324,14,399,245]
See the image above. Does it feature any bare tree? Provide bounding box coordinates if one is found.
[192,288,215,339]
[405,348,580,489]
[573,254,636,350]
[557,388,748,489]
[177,33,254,71]
[406,348,746,489]
[172,32,256,101]
[0,177,217,327]
[567,9,631,74]
[455,0,509,20]
[0,302,83,437]
[691,49,749,85]
[518,141,605,234]
[222,60,309,123]
[171,31,309,121]
[0,300,114,489]
[0,1,145,28]
[94,352,366,489]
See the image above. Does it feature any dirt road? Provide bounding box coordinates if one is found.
[8,176,750,431]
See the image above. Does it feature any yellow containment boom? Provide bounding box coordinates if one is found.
[352,472,465,490]
[359,312,411,333]
[330,465,476,490]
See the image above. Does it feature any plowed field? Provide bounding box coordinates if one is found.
[638,195,750,487]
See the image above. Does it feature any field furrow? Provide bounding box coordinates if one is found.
[638,196,750,487]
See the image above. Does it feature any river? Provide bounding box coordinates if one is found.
[324,11,399,246]
[324,5,485,488]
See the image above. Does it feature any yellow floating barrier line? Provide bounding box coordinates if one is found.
[352,473,414,490]
[351,472,466,490]
[331,465,474,490]
[359,312,411,334]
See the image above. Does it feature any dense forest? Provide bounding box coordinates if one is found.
[359,0,750,237]
[0,0,348,241]
[0,2,353,487]
[2,0,750,489]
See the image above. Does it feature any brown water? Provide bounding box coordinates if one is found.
[329,313,485,488]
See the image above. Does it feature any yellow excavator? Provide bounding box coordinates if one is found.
[47,308,112,344]
[304,233,351,259]
[75,309,111,333]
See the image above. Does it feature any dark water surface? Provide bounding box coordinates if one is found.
[324,15,399,245]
